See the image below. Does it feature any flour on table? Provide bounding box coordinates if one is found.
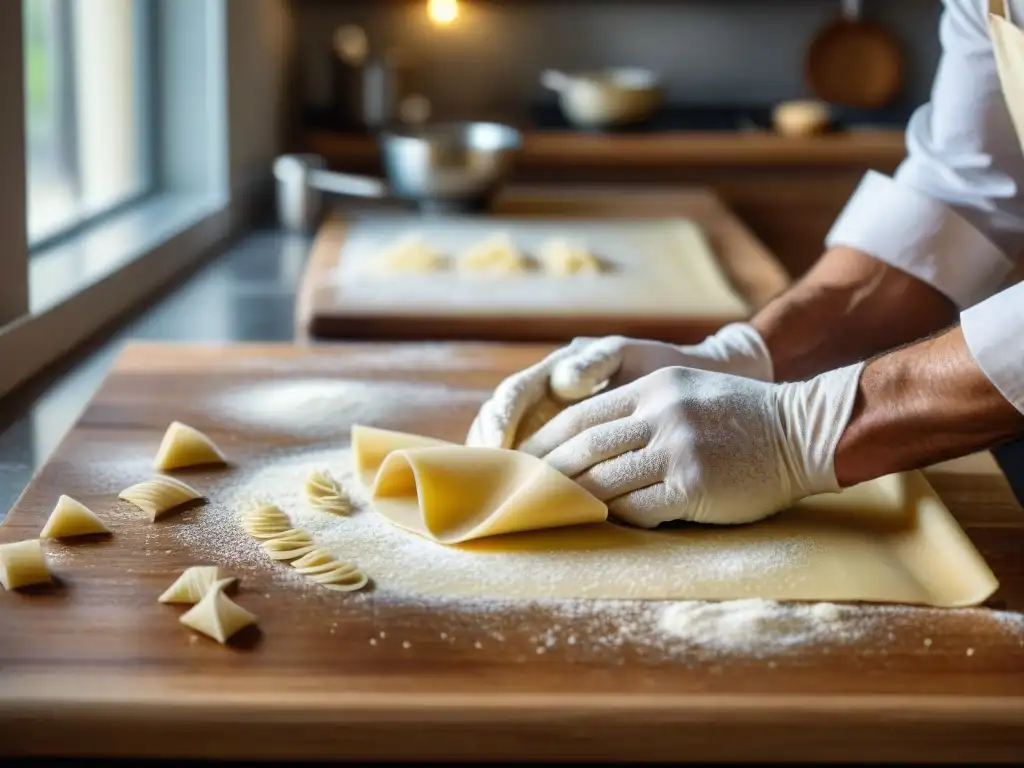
[658,599,857,654]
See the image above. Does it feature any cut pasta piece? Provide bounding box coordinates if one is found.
[153,421,227,471]
[39,495,111,538]
[0,539,52,590]
[261,529,317,561]
[179,580,257,644]
[305,469,352,515]
[119,477,203,522]
[291,547,369,592]
[537,237,602,276]
[377,233,448,274]
[159,565,236,604]
[458,232,528,275]
[240,500,293,539]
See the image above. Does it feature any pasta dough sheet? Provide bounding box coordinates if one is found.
[352,426,998,608]
[353,426,607,544]
[331,216,750,319]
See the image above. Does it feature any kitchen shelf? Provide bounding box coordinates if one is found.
[303,128,907,170]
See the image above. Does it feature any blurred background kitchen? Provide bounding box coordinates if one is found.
[1,0,961,511]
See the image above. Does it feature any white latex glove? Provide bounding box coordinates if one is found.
[518,362,865,527]
[466,323,773,449]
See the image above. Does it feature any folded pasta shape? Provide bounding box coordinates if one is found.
[351,425,608,545]
[241,500,294,539]
[179,579,256,644]
[304,469,352,515]
[153,421,227,471]
[40,495,110,538]
[159,565,236,604]
[291,547,369,592]
[0,539,52,590]
[119,476,203,522]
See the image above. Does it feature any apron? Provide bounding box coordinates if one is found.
[989,0,1024,147]
[987,1,1024,501]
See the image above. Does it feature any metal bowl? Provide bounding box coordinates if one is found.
[379,121,523,210]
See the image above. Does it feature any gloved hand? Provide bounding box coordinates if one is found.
[466,323,773,449]
[518,362,865,527]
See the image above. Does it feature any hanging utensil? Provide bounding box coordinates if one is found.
[805,0,903,109]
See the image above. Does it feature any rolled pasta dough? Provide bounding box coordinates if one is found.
[352,425,607,544]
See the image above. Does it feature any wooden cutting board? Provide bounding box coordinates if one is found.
[295,187,790,343]
[1,343,1023,762]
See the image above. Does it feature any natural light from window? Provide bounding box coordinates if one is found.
[23,0,151,247]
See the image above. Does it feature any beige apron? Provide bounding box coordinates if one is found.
[990,0,1024,147]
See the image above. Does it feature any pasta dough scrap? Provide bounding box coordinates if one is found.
[0,539,52,590]
[241,500,294,539]
[153,421,227,471]
[305,469,352,515]
[159,565,236,604]
[537,237,602,276]
[291,547,369,592]
[179,580,257,644]
[119,477,203,522]
[261,529,317,561]
[378,233,447,274]
[458,232,528,275]
[352,425,608,544]
[39,495,111,538]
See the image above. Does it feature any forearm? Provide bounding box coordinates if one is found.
[833,325,1024,487]
[751,247,958,382]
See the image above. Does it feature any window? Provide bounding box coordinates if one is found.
[23,0,153,247]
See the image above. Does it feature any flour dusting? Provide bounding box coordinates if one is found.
[150,441,1024,661]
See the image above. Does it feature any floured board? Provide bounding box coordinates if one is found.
[332,216,749,317]
[295,187,790,342]
[1,343,1023,762]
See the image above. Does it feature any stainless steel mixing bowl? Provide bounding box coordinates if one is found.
[274,121,523,231]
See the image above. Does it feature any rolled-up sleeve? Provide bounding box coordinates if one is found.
[962,280,1024,413]
[825,0,1024,310]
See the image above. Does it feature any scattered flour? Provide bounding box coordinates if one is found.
[186,444,818,601]
[117,383,1024,661]
[658,599,859,654]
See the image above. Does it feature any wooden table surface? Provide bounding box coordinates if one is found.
[295,186,790,343]
[1,342,1023,762]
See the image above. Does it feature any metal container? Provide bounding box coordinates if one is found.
[273,121,523,231]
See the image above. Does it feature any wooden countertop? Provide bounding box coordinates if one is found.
[305,128,907,171]
[1,342,1022,762]
[296,186,790,342]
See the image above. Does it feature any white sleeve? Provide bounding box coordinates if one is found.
[962,280,1024,414]
[825,0,1024,310]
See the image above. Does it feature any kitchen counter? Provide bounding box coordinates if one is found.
[2,217,1024,763]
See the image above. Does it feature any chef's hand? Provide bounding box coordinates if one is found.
[518,362,864,527]
[465,323,773,449]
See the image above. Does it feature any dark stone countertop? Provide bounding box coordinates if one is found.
[2,223,1024,523]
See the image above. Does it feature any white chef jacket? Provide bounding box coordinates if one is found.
[825,0,1024,413]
